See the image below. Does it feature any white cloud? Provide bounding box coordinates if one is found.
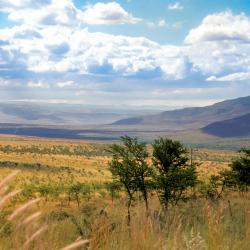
[3,0,79,26]
[28,81,50,88]
[0,0,51,12]
[158,19,167,27]
[0,23,191,80]
[147,20,183,29]
[79,2,141,25]
[168,2,183,11]
[1,3,250,106]
[184,11,250,77]
[185,11,250,44]
[146,19,167,28]
[2,8,250,82]
[0,79,12,86]
[207,72,250,81]
[172,21,183,29]
[56,80,74,88]
[146,21,156,28]
[1,1,141,26]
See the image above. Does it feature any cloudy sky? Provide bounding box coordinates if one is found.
[0,0,250,109]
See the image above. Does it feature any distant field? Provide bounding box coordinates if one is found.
[0,135,239,187]
[0,136,112,186]
[0,123,250,150]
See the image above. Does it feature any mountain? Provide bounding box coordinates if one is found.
[113,96,250,130]
[202,113,250,137]
[0,102,160,126]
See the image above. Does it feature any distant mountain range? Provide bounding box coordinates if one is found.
[0,102,159,126]
[113,96,250,134]
[0,96,249,139]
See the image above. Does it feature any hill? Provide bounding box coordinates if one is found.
[113,96,250,130]
[202,113,250,137]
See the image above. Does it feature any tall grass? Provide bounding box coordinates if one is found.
[1,175,250,249]
[88,196,250,250]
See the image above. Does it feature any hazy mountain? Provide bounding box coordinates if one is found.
[113,96,250,130]
[0,102,160,126]
[202,113,250,137]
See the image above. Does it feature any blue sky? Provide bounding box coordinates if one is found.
[0,0,250,108]
[75,0,250,44]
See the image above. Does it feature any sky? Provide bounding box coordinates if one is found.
[0,0,250,109]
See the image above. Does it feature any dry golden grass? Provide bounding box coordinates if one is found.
[0,136,112,187]
[0,136,238,185]
[0,135,248,250]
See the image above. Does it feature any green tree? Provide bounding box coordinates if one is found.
[152,138,197,209]
[108,136,152,222]
[105,181,122,203]
[69,183,83,208]
[230,148,250,191]
[199,175,226,200]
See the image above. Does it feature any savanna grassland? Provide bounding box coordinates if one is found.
[0,135,250,250]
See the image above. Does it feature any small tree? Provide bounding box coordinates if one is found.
[69,183,83,208]
[199,175,226,200]
[108,136,152,222]
[105,181,122,203]
[121,136,152,210]
[152,138,197,209]
[230,148,250,191]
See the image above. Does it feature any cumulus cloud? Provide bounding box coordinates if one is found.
[184,11,250,79]
[80,2,142,25]
[1,0,141,26]
[185,11,250,44]
[1,2,250,106]
[10,1,79,26]
[0,0,51,12]
[1,7,250,83]
[0,22,192,80]
[168,2,183,11]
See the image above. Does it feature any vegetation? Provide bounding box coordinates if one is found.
[230,148,250,190]
[0,135,249,249]
[108,136,152,222]
[152,138,197,209]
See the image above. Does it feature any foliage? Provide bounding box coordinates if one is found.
[152,138,197,208]
[105,181,122,201]
[198,175,225,200]
[108,135,152,222]
[0,144,109,157]
[230,148,250,191]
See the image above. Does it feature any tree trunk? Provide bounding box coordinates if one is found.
[76,194,80,208]
[127,198,131,226]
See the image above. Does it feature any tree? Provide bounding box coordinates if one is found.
[105,181,122,203]
[152,138,197,209]
[108,136,152,222]
[199,175,226,200]
[230,148,250,191]
[69,182,83,208]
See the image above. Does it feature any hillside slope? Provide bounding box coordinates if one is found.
[202,113,250,137]
[113,96,250,130]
